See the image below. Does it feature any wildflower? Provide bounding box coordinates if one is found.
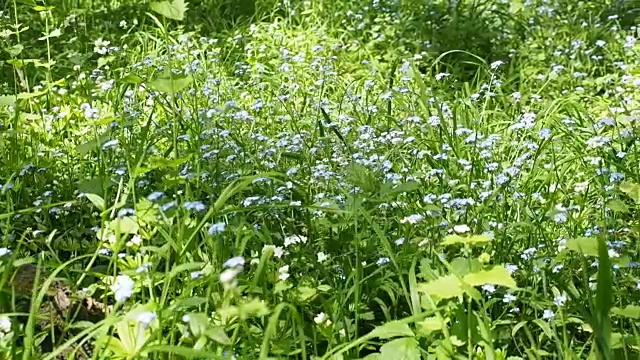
[161,201,177,212]
[400,214,424,224]
[102,139,118,150]
[551,264,563,273]
[0,316,10,334]
[542,309,554,320]
[0,247,10,257]
[190,270,204,279]
[314,312,332,326]
[223,256,245,268]
[435,73,450,80]
[376,257,390,266]
[521,247,537,260]
[503,294,517,303]
[490,60,504,70]
[220,268,240,285]
[278,265,290,281]
[453,224,471,233]
[147,191,165,201]
[137,311,157,329]
[317,252,329,263]
[284,234,308,247]
[208,222,226,235]
[126,234,142,247]
[111,275,135,302]
[184,201,206,212]
[482,284,496,293]
[395,237,405,245]
[553,294,567,307]
[136,263,152,273]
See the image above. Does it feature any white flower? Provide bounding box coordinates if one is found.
[284,234,308,247]
[314,312,331,326]
[400,214,424,224]
[137,311,157,329]
[278,266,290,281]
[453,224,471,233]
[317,252,329,263]
[126,234,142,247]
[111,275,134,302]
[553,295,567,307]
[503,294,517,303]
[482,284,496,293]
[0,316,11,333]
[223,256,245,268]
[542,309,555,320]
[0,247,10,257]
[490,60,504,70]
[220,268,240,284]
[506,264,518,274]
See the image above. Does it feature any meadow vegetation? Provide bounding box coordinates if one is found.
[0,0,639,359]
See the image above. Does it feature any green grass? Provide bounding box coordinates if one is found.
[0,0,639,359]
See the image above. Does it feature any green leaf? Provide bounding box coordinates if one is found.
[297,286,317,302]
[532,319,553,340]
[417,316,446,336]
[417,274,465,301]
[606,199,629,214]
[149,74,193,93]
[205,326,231,345]
[566,237,599,256]
[450,257,482,276]
[463,266,517,288]
[611,305,640,319]
[370,321,414,339]
[379,337,420,360]
[84,193,106,211]
[620,182,640,203]
[109,217,139,235]
[442,234,491,246]
[150,0,188,21]
[5,44,24,57]
[593,236,613,360]
[0,95,16,107]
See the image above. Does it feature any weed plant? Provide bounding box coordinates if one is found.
[0,0,638,359]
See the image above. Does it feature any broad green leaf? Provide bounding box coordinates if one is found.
[150,0,188,21]
[84,193,106,211]
[297,286,317,302]
[417,316,446,336]
[611,305,640,319]
[463,266,517,288]
[566,237,598,256]
[205,326,230,345]
[149,74,193,94]
[0,95,16,107]
[370,321,414,339]
[450,257,482,276]
[109,217,139,235]
[442,234,491,246]
[620,182,640,203]
[606,199,629,214]
[379,337,420,360]
[183,313,209,338]
[5,44,24,56]
[417,274,465,300]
